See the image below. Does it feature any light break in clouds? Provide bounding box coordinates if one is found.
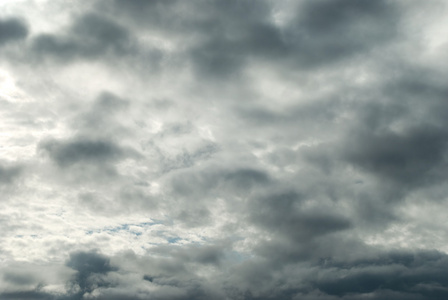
[1,0,448,299]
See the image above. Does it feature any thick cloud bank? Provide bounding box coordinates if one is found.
[1,0,448,299]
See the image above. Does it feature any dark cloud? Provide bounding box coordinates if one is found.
[67,251,116,275]
[344,125,448,187]
[0,162,22,184]
[0,17,28,46]
[337,66,448,192]
[39,137,127,168]
[309,250,448,299]
[3,271,36,286]
[91,0,401,82]
[1,247,448,300]
[93,92,130,113]
[0,290,56,300]
[191,0,398,78]
[63,251,118,299]
[215,248,448,300]
[36,135,143,188]
[250,191,351,242]
[105,0,180,27]
[289,0,398,64]
[31,13,136,61]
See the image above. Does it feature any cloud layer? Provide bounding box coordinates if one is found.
[1,0,448,299]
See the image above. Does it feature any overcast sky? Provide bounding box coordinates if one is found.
[1,0,448,299]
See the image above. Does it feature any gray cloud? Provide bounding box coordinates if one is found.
[31,13,138,62]
[0,162,22,184]
[1,0,448,299]
[250,191,351,241]
[66,251,118,297]
[343,124,448,187]
[288,0,398,64]
[0,17,28,46]
[310,249,448,299]
[47,0,402,81]
[39,138,127,168]
[0,290,56,300]
[1,247,448,300]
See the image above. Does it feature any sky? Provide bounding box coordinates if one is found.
[1,0,448,299]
